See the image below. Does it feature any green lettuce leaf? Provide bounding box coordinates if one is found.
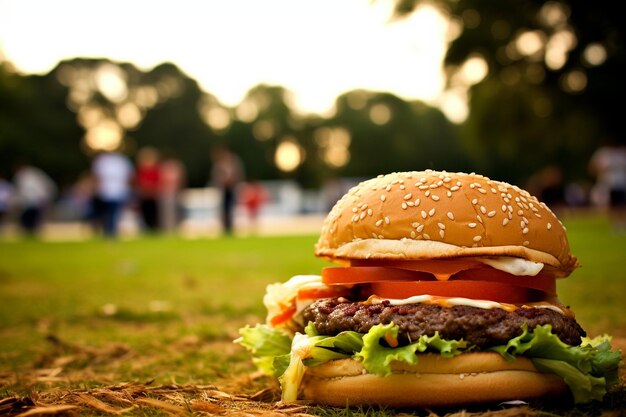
[490,324,622,403]
[356,323,468,376]
[237,322,622,404]
[234,324,292,376]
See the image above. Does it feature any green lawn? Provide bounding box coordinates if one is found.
[0,215,624,416]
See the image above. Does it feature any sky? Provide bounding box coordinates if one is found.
[0,0,451,116]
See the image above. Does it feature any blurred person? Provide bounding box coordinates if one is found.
[210,145,244,235]
[92,150,134,238]
[13,162,57,236]
[158,152,186,233]
[0,172,15,234]
[135,146,161,233]
[240,179,269,233]
[71,171,97,224]
[589,138,626,230]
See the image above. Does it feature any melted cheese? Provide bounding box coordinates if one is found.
[367,294,570,316]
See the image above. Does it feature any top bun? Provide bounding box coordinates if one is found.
[315,171,578,277]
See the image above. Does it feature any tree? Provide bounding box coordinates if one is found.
[0,62,86,186]
[390,0,625,183]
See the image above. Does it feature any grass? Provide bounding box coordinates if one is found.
[0,214,624,416]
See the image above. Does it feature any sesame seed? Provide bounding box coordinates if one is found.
[429,208,436,216]
[416,224,425,233]
[412,222,419,228]
[352,215,359,222]
[502,218,510,226]
[547,223,552,230]
[425,190,431,197]
[478,188,487,194]
[432,195,440,201]
[472,198,478,205]
[480,206,487,214]
[517,210,524,216]
[407,201,414,207]
[386,184,392,191]
[400,185,406,190]
[488,211,496,217]
[360,212,366,220]
[473,235,482,242]
[352,207,358,213]
[385,216,390,225]
[415,198,421,207]
[404,193,413,200]
[421,210,428,219]
[438,222,446,230]
[523,227,529,234]
[477,215,483,223]
[367,209,373,216]
[411,231,416,239]
[375,219,383,227]
[381,195,386,202]
[423,233,431,240]
[447,191,452,197]
[523,240,530,246]
[440,230,445,239]
[447,212,455,220]
[501,205,507,212]
[401,202,408,210]
[372,233,378,239]
[468,223,477,228]
[450,186,460,191]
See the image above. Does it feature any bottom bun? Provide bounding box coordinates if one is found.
[301,353,568,408]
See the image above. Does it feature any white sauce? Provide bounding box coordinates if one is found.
[477,257,544,276]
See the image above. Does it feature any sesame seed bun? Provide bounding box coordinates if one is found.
[315,171,578,277]
[301,354,569,407]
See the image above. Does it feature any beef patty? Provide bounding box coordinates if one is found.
[302,298,586,348]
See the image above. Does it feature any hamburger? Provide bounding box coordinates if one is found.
[236,170,622,407]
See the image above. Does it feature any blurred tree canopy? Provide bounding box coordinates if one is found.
[1,0,622,194]
[0,58,463,190]
[392,0,624,184]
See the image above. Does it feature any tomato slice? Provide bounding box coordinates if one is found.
[322,266,556,295]
[297,286,350,300]
[351,258,484,280]
[322,266,431,284]
[369,280,548,304]
[269,303,297,326]
[454,268,556,295]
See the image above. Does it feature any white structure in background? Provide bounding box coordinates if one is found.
[179,180,329,237]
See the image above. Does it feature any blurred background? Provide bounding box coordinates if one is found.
[0,0,624,239]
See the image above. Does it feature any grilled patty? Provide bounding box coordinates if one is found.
[302,298,586,348]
